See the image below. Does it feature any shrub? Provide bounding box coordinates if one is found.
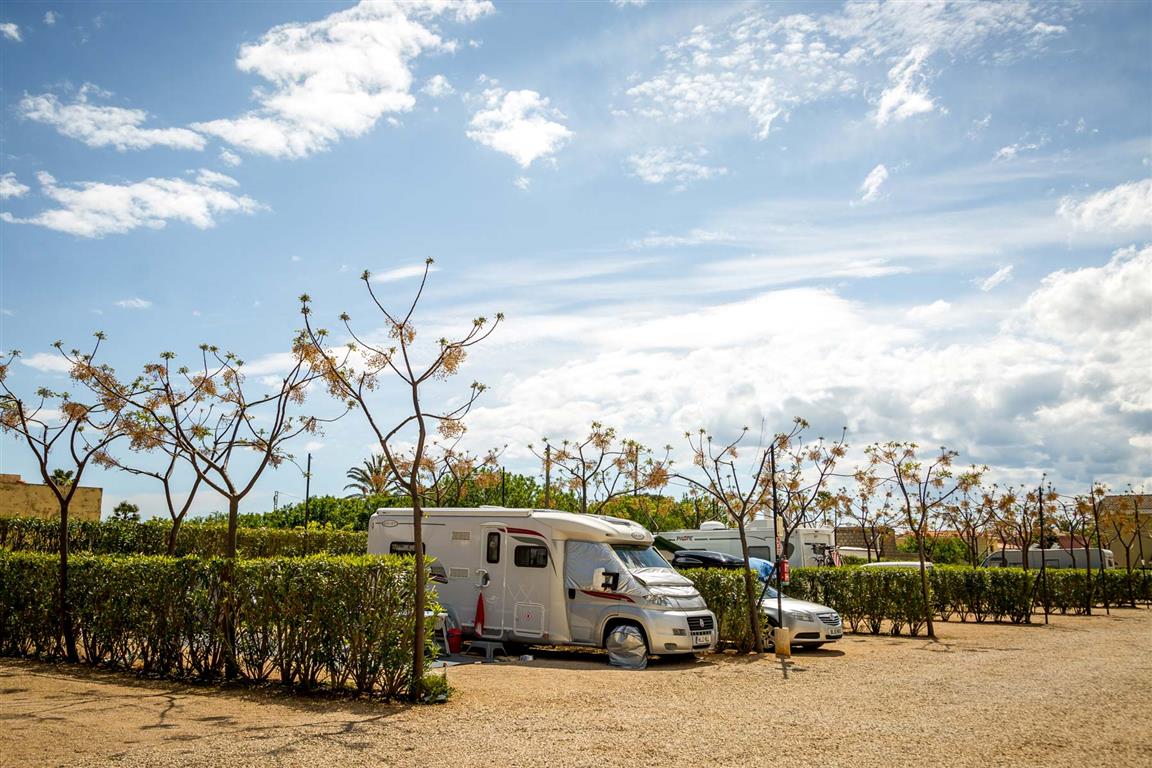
[680,568,758,650]
[0,552,435,698]
[0,517,366,558]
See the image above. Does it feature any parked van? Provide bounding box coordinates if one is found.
[981,548,1115,569]
[661,520,838,567]
[368,507,718,662]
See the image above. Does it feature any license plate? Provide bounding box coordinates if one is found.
[828,628,842,638]
[692,632,713,645]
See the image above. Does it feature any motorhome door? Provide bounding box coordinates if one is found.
[476,523,508,639]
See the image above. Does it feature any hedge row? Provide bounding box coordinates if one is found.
[685,566,1152,643]
[0,552,434,698]
[0,517,367,558]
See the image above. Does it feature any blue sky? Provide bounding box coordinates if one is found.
[1,0,1149,517]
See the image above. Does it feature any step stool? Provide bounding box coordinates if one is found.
[463,640,506,661]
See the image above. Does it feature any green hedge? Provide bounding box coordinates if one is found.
[0,552,434,698]
[680,569,758,651]
[0,517,366,558]
[686,566,1152,643]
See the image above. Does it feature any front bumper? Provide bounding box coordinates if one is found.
[767,610,843,644]
[646,610,718,654]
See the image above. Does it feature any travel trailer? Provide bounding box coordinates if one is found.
[368,507,718,661]
[982,547,1116,569]
[660,520,838,567]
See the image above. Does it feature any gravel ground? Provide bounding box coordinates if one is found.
[2,608,1150,768]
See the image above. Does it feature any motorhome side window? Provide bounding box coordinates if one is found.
[389,542,424,555]
[514,545,548,568]
[486,532,501,563]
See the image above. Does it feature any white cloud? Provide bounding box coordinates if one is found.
[194,169,239,187]
[193,0,493,158]
[1,23,21,42]
[462,248,1151,491]
[626,4,1067,138]
[858,163,889,203]
[977,265,1014,291]
[0,169,262,238]
[19,87,206,151]
[20,353,71,373]
[218,149,242,167]
[371,263,440,282]
[514,176,531,191]
[1057,179,1152,233]
[422,74,455,98]
[43,11,58,26]
[0,172,30,199]
[905,299,952,324]
[467,86,572,168]
[627,147,726,189]
[873,45,935,126]
[628,229,730,249]
[304,440,325,453]
[613,0,648,6]
[114,297,153,309]
[994,138,1045,160]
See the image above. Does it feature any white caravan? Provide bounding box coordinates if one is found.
[368,507,718,659]
[982,548,1116,569]
[661,520,838,567]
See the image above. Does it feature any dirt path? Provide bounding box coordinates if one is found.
[2,609,1151,768]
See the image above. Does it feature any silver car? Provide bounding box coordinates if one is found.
[760,584,842,649]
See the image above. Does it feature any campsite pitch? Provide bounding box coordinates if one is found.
[2,609,1150,768]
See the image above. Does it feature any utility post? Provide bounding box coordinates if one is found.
[1038,477,1049,625]
[501,466,506,506]
[544,444,552,509]
[304,453,312,554]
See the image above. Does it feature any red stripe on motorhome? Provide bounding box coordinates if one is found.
[579,590,634,603]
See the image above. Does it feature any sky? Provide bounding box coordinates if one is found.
[0,0,1150,519]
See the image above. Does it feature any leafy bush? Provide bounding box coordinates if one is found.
[686,564,1149,644]
[679,568,758,650]
[0,517,366,558]
[0,552,436,698]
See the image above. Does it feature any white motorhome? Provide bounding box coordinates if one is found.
[982,548,1116,569]
[368,507,718,660]
[661,520,838,567]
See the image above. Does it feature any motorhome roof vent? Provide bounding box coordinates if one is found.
[700,521,728,531]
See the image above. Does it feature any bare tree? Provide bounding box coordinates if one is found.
[109,437,203,555]
[837,466,898,562]
[0,341,131,662]
[68,336,341,560]
[1078,483,1111,615]
[944,483,996,566]
[866,442,984,639]
[770,420,848,569]
[1052,492,1093,614]
[674,427,774,653]
[530,425,669,515]
[299,259,500,701]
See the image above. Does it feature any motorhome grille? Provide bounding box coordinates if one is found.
[448,568,470,580]
[687,616,714,632]
[451,531,471,541]
[818,613,841,626]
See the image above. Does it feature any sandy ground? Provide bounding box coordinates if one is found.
[2,609,1151,768]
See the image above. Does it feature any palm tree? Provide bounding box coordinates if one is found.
[344,454,392,497]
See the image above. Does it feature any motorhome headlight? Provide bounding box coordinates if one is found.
[786,610,814,622]
[646,592,676,608]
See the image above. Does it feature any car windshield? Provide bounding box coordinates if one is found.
[759,584,779,599]
[612,545,672,571]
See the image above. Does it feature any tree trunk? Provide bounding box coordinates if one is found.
[1082,532,1093,616]
[166,515,184,556]
[917,524,935,639]
[58,501,78,663]
[736,519,764,653]
[410,490,426,701]
[222,496,240,679]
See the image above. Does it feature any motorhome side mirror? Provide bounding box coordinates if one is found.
[602,571,620,591]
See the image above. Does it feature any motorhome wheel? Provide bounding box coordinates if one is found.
[605,624,648,670]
